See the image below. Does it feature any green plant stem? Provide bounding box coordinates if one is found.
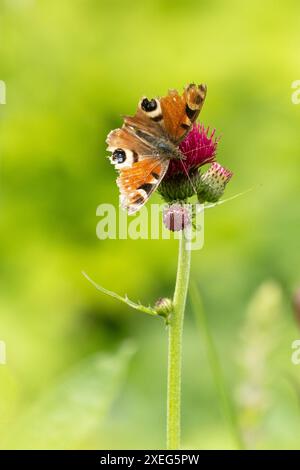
[167,233,191,450]
[190,282,245,450]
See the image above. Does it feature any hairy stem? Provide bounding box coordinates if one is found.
[167,233,191,449]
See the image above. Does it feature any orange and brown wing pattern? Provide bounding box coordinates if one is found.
[124,108,164,139]
[117,158,168,214]
[106,126,168,214]
[106,126,154,166]
[160,83,207,144]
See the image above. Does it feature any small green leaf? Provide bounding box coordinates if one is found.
[82,271,159,317]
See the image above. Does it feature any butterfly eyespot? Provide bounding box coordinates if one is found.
[112,148,126,163]
[141,98,157,112]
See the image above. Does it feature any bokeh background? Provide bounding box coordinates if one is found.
[1,0,300,449]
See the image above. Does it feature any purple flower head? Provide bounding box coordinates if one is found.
[165,123,219,179]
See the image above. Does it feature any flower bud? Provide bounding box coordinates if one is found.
[197,162,233,203]
[154,297,173,318]
[163,203,191,232]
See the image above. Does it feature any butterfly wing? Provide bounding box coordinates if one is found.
[160,83,207,143]
[124,83,207,145]
[106,127,168,214]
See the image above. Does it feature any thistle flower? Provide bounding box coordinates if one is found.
[163,203,191,232]
[158,124,224,203]
[166,123,218,179]
[197,162,233,203]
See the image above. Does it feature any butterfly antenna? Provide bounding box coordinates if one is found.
[179,159,198,197]
[182,141,220,156]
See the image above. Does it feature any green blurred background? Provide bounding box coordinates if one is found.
[1,0,300,449]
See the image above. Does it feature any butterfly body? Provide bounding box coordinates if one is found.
[155,138,185,160]
[107,83,207,214]
[133,130,185,160]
